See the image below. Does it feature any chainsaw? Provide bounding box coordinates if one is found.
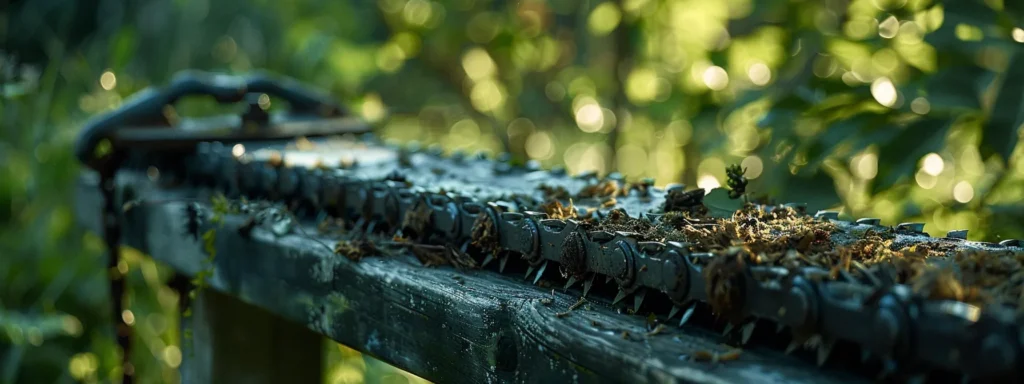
[76,70,1024,383]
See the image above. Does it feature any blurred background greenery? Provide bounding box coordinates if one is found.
[2,0,1023,382]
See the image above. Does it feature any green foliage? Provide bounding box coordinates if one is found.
[726,164,748,200]
[3,0,1024,383]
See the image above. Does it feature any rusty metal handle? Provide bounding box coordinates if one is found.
[74,70,346,169]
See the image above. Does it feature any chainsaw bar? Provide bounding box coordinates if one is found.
[77,72,1024,382]
[160,136,1023,382]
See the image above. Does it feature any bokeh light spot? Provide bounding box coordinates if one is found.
[953,181,974,203]
[851,153,878,179]
[588,2,622,36]
[870,77,898,107]
[462,48,496,81]
[921,153,944,176]
[575,101,605,133]
[470,80,505,112]
[702,66,729,90]
[915,169,937,189]
[910,97,930,114]
[697,174,721,193]
[878,16,899,39]
[100,71,117,90]
[1014,28,1024,43]
[525,131,555,160]
[163,346,183,368]
[747,63,771,86]
[741,156,763,179]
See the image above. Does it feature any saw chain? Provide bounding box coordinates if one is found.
[77,71,1024,383]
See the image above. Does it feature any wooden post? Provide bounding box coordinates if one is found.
[180,288,323,384]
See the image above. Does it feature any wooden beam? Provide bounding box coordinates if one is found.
[180,288,323,384]
[75,173,867,384]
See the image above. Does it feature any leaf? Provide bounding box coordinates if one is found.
[1008,2,1024,23]
[926,65,988,111]
[0,310,80,343]
[110,28,138,71]
[872,117,954,194]
[802,112,886,171]
[728,30,822,113]
[779,171,841,213]
[982,52,1024,161]
[703,188,743,218]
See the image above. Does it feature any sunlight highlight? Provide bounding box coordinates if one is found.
[911,97,931,114]
[878,16,899,39]
[741,155,763,179]
[525,131,554,160]
[462,48,496,81]
[870,77,898,107]
[100,71,117,90]
[1014,28,1024,43]
[851,153,878,179]
[954,181,974,203]
[915,169,937,189]
[921,153,944,176]
[588,2,622,36]
[702,66,729,90]
[697,174,720,193]
[575,101,605,133]
[747,63,771,86]
[163,346,182,368]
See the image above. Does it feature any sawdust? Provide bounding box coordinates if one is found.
[410,244,478,269]
[539,184,571,201]
[334,239,382,262]
[541,200,578,220]
[577,180,622,199]
[401,201,432,239]
[470,214,500,257]
[703,252,749,324]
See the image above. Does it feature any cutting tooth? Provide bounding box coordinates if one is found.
[481,253,496,268]
[946,229,968,240]
[532,262,548,285]
[816,339,834,366]
[679,304,696,327]
[605,275,614,284]
[564,276,578,290]
[499,255,509,273]
[741,322,755,344]
[668,306,681,320]
[612,290,628,305]
[583,276,595,297]
[775,323,785,334]
[365,220,378,234]
[722,323,734,336]
[785,340,800,355]
[525,265,536,280]
[633,289,647,313]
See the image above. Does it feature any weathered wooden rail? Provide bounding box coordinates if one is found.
[74,171,864,384]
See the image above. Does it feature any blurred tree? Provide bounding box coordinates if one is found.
[2,0,1023,383]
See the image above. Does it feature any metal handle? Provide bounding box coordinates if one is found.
[74,70,347,169]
